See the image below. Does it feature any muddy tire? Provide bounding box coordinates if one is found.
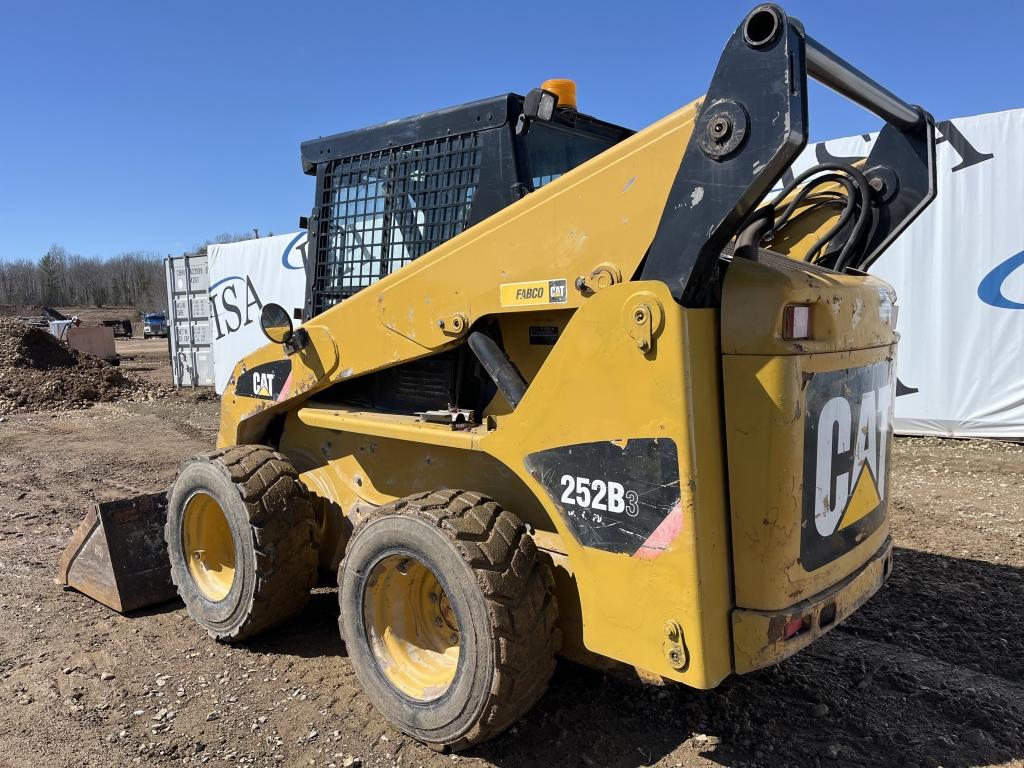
[165,445,319,641]
[338,489,559,750]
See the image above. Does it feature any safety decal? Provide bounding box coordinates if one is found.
[524,438,681,557]
[801,360,894,570]
[499,279,568,307]
[235,360,292,401]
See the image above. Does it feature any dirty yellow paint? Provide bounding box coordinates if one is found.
[721,256,896,613]
[732,538,892,674]
[210,80,900,688]
[271,285,734,688]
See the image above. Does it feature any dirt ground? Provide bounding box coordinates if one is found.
[0,339,1021,768]
[116,336,176,387]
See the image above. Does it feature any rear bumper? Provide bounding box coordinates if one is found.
[732,537,893,674]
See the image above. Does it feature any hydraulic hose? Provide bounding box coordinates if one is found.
[735,206,775,261]
[769,162,872,270]
[468,332,528,409]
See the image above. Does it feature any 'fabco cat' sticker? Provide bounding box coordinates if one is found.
[500,279,568,307]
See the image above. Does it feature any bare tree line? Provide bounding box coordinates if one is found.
[0,233,256,311]
[0,246,165,310]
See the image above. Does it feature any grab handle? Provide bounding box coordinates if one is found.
[804,35,923,131]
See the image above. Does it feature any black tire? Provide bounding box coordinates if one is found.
[165,445,319,641]
[338,489,559,750]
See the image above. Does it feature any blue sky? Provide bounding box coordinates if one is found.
[0,0,1020,262]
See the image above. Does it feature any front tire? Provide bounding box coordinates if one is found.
[338,490,559,750]
[165,445,319,641]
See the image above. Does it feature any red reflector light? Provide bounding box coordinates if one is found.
[783,617,809,640]
[783,304,811,340]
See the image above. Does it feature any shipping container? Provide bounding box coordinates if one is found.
[164,254,216,388]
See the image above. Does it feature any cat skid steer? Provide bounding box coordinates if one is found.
[60,4,936,750]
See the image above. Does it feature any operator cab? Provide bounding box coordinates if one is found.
[299,81,632,320]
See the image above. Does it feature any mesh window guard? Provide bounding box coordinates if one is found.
[311,132,482,316]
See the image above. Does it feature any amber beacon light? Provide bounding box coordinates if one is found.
[540,78,577,109]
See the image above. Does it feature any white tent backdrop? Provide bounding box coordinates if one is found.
[207,232,308,393]
[788,109,1024,438]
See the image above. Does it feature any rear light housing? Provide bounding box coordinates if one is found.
[783,616,810,640]
[783,304,811,340]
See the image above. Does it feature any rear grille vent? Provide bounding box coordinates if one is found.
[377,353,458,412]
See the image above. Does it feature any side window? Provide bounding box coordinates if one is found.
[326,176,387,295]
[311,134,482,315]
[526,123,616,189]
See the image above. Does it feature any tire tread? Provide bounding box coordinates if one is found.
[350,489,559,749]
[167,445,319,641]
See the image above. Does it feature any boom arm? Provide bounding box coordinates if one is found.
[640,4,935,303]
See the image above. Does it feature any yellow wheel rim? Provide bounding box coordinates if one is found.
[363,554,460,701]
[182,492,236,602]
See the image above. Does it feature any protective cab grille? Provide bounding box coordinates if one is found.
[310,133,482,317]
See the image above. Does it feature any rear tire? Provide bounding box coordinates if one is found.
[338,489,559,750]
[165,445,319,641]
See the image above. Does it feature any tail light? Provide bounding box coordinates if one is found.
[783,616,810,640]
[783,304,811,340]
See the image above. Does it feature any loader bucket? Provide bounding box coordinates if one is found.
[57,492,178,612]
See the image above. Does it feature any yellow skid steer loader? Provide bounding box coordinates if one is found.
[60,4,936,750]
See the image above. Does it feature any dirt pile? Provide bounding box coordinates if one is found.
[0,318,143,414]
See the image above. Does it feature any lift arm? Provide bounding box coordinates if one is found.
[640,4,935,304]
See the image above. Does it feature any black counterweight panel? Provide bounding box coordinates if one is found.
[525,439,681,557]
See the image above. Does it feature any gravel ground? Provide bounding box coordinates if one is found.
[0,348,1021,768]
